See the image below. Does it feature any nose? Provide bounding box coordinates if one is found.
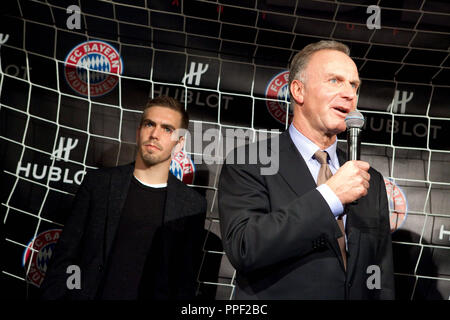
[341,82,357,100]
[149,125,162,139]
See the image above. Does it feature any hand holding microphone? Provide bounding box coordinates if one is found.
[326,160,370,205]
[326,111,370,205]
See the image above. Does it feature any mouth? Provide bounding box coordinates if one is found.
[332,106,350,117]
[144,143,161,151]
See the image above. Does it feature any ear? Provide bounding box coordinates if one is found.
[136,127,140,144]
[290,79,305,105]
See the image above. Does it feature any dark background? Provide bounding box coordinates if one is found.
[0,0,449,300]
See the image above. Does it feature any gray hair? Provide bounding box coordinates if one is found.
[288,40,350,97]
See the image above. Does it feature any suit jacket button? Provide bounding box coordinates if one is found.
[98,265,103,272]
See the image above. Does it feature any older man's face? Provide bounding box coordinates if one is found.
[297,49,360,136]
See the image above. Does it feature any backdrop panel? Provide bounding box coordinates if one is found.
[0,0,449,300]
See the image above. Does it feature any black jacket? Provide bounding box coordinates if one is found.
[218,130,395,299]
[40,163,206,300]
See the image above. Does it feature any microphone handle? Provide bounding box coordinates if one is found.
[347,127,362,161]
[347,127,362,205]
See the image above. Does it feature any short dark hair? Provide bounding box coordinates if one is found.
[140,95,189,129]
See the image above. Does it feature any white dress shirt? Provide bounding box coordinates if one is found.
[289,124,346,226]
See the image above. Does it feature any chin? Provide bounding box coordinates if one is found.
[140,151,158,165]
[327,124,346,135]
[333,122,347,134]
[337,126,347,134]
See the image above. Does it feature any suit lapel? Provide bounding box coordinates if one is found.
[104,164,134,262]
[337,148,361,276]
[164,174,183,223]
[344,204,361,278]
[277,131,317,197]
[279,131,347,270]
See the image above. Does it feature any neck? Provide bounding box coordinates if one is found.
[292,115,336,150]
[133,157,170,185]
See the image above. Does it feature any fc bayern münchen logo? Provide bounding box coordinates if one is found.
[22,229,62,287]
[384,178,408,233]
[64,40,123,97]
[170,150,195,185]
[265,70,293,125]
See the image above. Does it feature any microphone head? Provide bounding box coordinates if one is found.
[345,110,365,129]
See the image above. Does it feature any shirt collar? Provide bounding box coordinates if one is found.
[288,123,339,169]
[133,175,167,188]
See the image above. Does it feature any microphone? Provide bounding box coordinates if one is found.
[345,111,365,206]
[345,111,365,161]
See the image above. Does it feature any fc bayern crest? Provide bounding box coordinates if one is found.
[265,71,293,125]
[384,178,408,233]
[64,40,123,97]
[170,150,195,184]
[22,229,62,287]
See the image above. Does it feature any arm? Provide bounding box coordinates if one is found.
[218,162,342,274]
[39,171,93,300]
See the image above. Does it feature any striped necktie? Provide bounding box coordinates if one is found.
[314,150,347,271]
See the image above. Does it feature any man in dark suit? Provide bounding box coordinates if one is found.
[218,40,395,299]
[40,96,206,300]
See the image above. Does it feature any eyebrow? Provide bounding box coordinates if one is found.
[141,119,176,130]
[352,78,362,87]
[162,124,176,131]
[326,72,361,85]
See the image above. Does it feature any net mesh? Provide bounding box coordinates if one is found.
[0,0,449,299]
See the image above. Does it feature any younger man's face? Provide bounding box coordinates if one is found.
[136,106,183,167]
